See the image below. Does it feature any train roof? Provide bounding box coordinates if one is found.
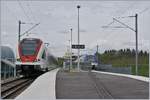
[21,38,42,41]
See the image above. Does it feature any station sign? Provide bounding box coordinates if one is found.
[72,44,85,49]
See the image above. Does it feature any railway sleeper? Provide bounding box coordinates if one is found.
[1,80,32,99]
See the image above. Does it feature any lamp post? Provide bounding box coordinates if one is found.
[68,40,71,72]
[70,28,73,71]
[77,5,80,72]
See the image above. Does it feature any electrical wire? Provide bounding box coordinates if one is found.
[17,0,31,22]
[5,5,18,21]
[139,7,150,15]
[26,1,37,22]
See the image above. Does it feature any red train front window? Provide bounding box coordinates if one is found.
[21,39,38,55]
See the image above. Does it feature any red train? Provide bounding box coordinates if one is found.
[16,38,57,76]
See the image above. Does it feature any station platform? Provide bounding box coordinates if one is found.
[56,69,149,99]
[15,68,59,100]
[15,68,149,99]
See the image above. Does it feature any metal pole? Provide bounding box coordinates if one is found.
[14,67,16,77]
[97,45,99,65]
[14,58,16,77]
[77,5,80,72]
[148,45,150,76]
[4,64,6,80]
[70,28,73,70]
[103,15,139,75]
[18,20,21,43]
[68,40,71,72]
[135,14,138,75]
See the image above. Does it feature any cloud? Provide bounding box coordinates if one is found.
[1,1,150,56]
[122,41,142,46]
[2,31,7,36]
[89,39,108,48]
[57,30,69,34]
[80,29,87,33]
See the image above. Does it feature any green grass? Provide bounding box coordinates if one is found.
[131,65,149,77]
[111,64,149,77]
[100,54,149,77]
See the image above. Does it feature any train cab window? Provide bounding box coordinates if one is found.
[42,50,46,59]
[21,39,38,55]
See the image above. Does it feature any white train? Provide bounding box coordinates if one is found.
[16,38,57,76]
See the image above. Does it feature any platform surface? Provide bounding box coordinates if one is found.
[15,68,59,100]
[56,70,149,99]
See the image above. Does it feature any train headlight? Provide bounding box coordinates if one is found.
[17,58,20,61]
[34,59,40,62]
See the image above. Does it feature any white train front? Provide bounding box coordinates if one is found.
[16,38,57,76]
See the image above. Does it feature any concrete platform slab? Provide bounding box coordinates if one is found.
[56,70,149,99]
[15,68,59,100]
[56,70,101,99]
[93,70,149,82]
[92,72,149,99]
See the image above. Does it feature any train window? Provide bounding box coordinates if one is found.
[21,40,38,55]
[42,50,46,59]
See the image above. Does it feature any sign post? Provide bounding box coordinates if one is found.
[72,44,85,71]
[72,44,85,49]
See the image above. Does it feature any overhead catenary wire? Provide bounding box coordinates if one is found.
[26,1,44,36]
[113,18,135,32]
[115,7,150,19]
[115,8,150,19]
[100,16,133,50]
[101,7,150,45]
[5,5,18,21]
[139,7,150,15]
[115,16,135,19]
[17,0,32,22]
[20,23,40,37]
[101,17,134,42]
[26,1,37,22]
[99,4,149,57]
[102,8,149,41]
[118,2,136,16]
[106,20,115,26]
[102,6,150,44]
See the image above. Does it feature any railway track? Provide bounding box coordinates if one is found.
[88,72,114,99]
[1,77,35,99]
[1,77,24,86]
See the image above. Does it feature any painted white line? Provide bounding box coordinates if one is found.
[15,68,59,100]
[92,70,149,82]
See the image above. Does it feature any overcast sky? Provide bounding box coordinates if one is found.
[1,0,150,57]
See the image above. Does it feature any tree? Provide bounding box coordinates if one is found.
[126,48,131,56]
[144,51,148,56]
[131,49,136,56]
[139,50,143,56]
